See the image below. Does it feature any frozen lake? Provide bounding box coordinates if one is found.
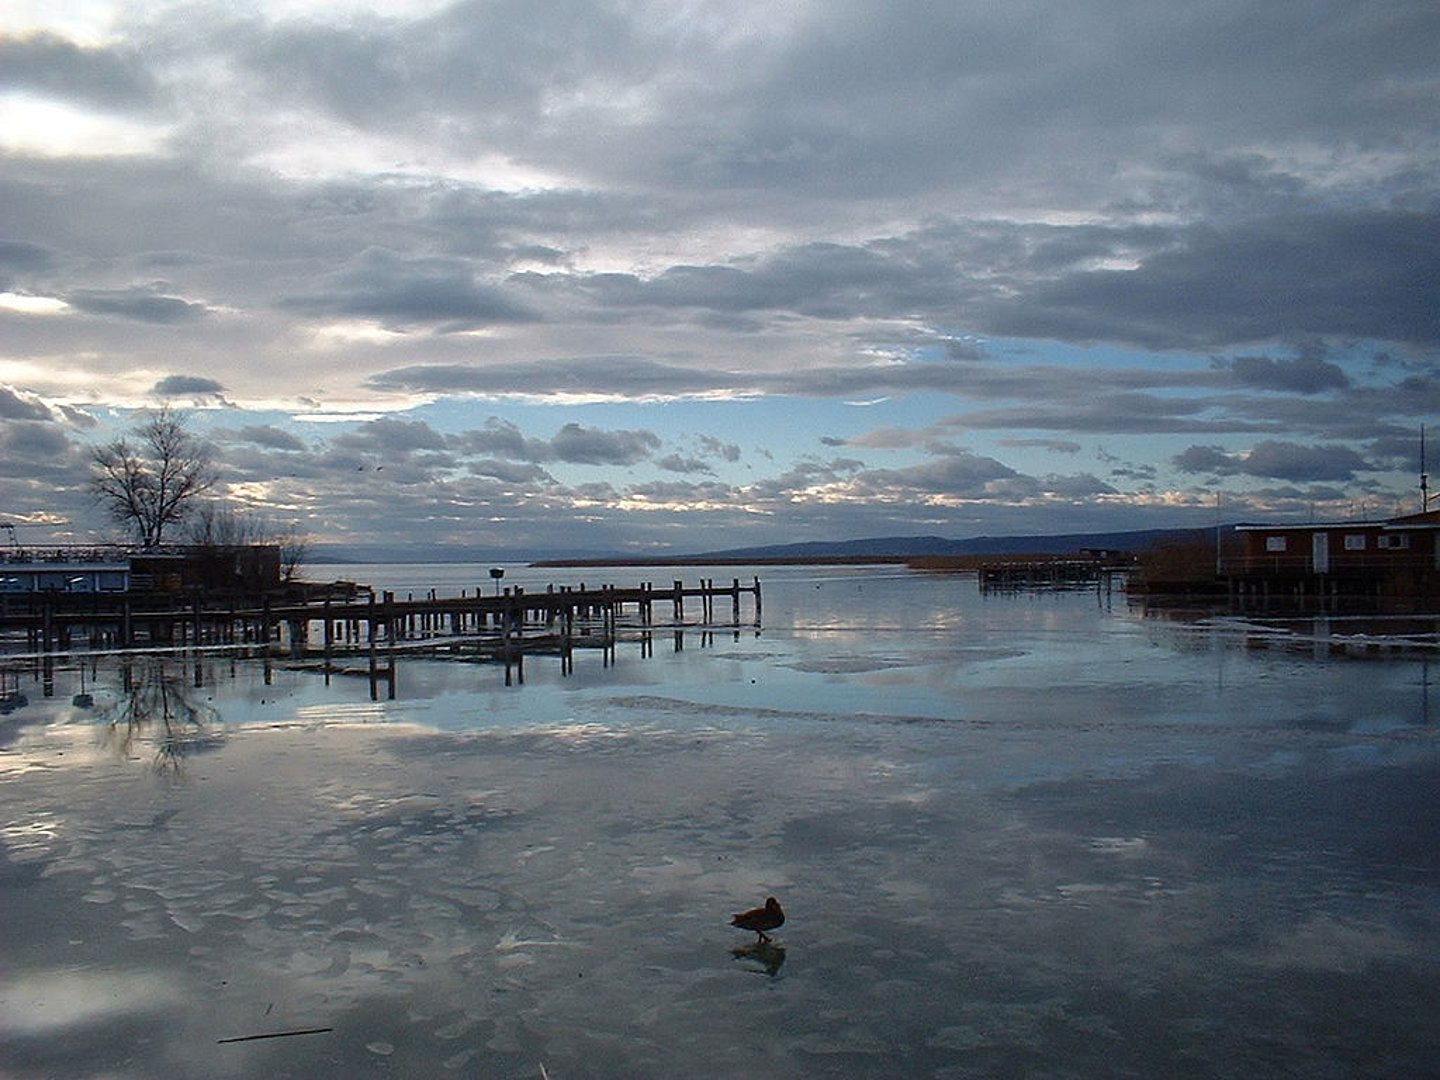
[2,565,1438,1078]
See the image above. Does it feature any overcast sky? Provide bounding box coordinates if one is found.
[2,0,1437,555]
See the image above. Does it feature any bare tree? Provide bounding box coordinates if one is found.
[275,524,310,582]
[186,499,263,546]
[91,408,218,547]
[187,498,311,581]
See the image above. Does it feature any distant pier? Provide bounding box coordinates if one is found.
[907,551,1136,593]
[975,559,1130,593]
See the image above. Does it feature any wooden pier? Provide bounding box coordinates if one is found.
[0,576,763,660]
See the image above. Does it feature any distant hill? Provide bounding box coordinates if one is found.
[309,526,1236,567]
[684,526,1231,562]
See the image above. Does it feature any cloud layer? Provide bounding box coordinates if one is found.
[1,1,1436,551]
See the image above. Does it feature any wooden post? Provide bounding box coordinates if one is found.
[560,600,574,676]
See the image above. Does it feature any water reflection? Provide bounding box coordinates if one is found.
[99,657,223,774]
[0,665,27,714]
[3,570,1439,1077]
[731,940,786,977]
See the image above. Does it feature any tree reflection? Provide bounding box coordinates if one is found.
[99,657,223,775]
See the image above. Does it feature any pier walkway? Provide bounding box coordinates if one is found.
[0,577,763,659]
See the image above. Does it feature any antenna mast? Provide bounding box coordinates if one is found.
[1424,425,1432,512]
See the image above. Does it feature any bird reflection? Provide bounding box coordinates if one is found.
[731,940,786,977]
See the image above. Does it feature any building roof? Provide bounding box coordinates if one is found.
[1236,507,1440,532]
[1386,508,1440,528]
[1235,520,1389,532]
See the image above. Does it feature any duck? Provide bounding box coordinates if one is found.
[730,896,784,943]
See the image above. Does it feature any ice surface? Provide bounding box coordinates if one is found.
[1,567,1438,1077]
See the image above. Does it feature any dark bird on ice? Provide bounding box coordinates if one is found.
[730,896,784,943]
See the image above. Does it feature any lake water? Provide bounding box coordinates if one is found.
[2,564,1438,1078]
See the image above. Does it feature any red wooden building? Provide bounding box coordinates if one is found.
[1223,509,1440,601]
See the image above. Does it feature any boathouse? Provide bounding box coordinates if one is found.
[1222,509,1440,601]
[0,544,281,597]
[0,550,131,594]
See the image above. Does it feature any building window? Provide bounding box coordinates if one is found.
[1266,536,1288,552]
[1378,534,1411,550]
[1344,534,1367,551]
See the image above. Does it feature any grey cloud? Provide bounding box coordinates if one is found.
[0,240,56,286]
[1039,473,1119,498]
[627,479,736,503]
[745,457,863,501]
[1367,432,1427,472]
[369,357,733,398]
[57,405,98,429]
[520,207,1440,357]
[448,416,661,467]
[168,0,1439,217]
[980,210,1440,350]
[452,417,554,463]
[1242,440,1373,483]
[1109,464,1158,482]
[153,375,225,397]
[648,1,1440,205]
[1095,446,1157,483]
[1174,440,1373,482]
[570,481,620,501]
[697,435,741,463]
[945,339,987,362]
[551,423,659,466]
[337,417,448,455]
[285,249,536,330]
[0,32,155,110]
[999,438,1082,454]
[232,424,306,452]
[0,419,89,491]
[779,444,1119,508]
[371,349,1165,404]
[0,386,55,421]
[467,459,553,484]
[1224,350,1351,394]
[1174,445,1238,475]
[68,287,210,324]
[552,238,965,323]
[847,427,931,450]
[656,454,714,475]
[245,0,642,130]
[839,447,1026,500]
[949,393,1265,436]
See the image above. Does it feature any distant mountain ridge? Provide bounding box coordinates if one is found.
[308,525,1231,566]
[685,526,1227,561]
